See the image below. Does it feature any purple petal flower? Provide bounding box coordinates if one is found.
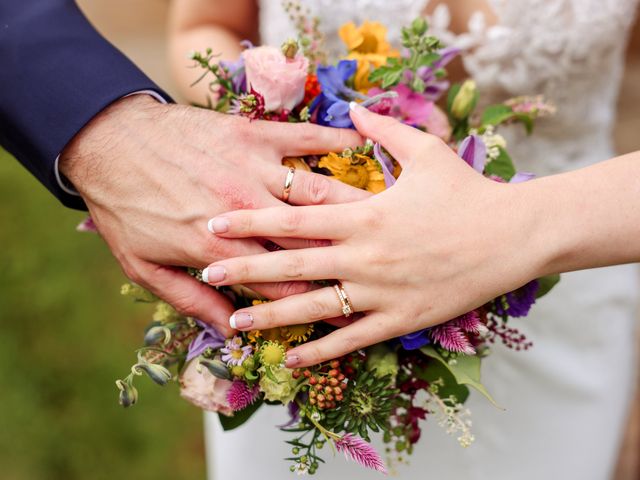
[76,216,98,233]
[432,46,461,70]
[452,310,485,334]
[399,329,431,350]
[373,142,397,188]
[510,172,536,183]
[219,57,246,93]
[335,434,387,473]
[458,135,486,173]
[494,280,539,318]
[278,398,301,428]
[312,60,362,128]
[186,320,226,362]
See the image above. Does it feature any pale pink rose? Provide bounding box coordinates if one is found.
[179,360,234,415]
[423,104,452,141]
[242,46,309,112]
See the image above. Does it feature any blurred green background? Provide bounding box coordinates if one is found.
[0,148,205,480]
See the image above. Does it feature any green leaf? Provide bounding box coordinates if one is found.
[446,83,462,113]
[416,52,440,68]
[514,113,535,134]
[484,147,516,181]
[381,69,403,89]
[420,346,502,408]
[415,357,470,404]
[481,104,515,127]
[535,274,561,298]
[218,399,263,431]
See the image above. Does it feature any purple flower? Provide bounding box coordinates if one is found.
[399,329,431,350]
[406,46,461,101]
[312,60,362,128]
[373,142,397,188]
[220,336,253,366]
[76,216,98,233]
[219,57,246,94]
[494,280,540,317]
[458,134,486,173]
[510,172,536,183]
[369,84,434,127]
[278,398,301,428]
[226,380,260,411]
[335,434,387,473]
[186,320,226,362]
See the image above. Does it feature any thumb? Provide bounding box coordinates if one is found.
[348,102,422,166]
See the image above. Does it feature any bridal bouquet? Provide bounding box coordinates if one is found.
[113,7,558,476]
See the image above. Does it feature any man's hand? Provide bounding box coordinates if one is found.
[60,95,366,335]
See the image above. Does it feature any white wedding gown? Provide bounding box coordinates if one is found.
[206,1,640,478]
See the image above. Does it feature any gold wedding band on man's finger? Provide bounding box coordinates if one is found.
[282,167,296,202]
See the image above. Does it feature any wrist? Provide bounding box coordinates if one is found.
[59,95,165,193]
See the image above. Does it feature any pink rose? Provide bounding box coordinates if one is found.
[242,46,309,112]
[179,360,233,415]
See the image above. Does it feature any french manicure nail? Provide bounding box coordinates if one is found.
[207,217,230,234]
[202,265,226,284]
[229,312,253,329]
[285,354,301,368]
[348,101,361,112]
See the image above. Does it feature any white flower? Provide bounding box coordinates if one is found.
[179,360,234,415]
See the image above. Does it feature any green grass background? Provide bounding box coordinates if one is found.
[0,148,205,479]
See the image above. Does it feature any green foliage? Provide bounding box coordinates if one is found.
[536,274,561,299]
[420,346,501,408]
[481,104,534,134]
[483,147,517,181]
[0,148,205,480]
[218,399,263,431]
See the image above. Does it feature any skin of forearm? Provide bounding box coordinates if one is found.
[520,150,640,277]
[168,0,257,104]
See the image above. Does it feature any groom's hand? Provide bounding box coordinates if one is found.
[59,95,366,334]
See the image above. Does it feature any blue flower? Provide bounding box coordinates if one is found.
[312,60,360,128]
[398,329,431,350]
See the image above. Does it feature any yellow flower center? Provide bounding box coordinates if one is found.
[260,342,285,366]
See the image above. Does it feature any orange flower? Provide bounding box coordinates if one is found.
[319,152,386,193]
[339,21,399,92]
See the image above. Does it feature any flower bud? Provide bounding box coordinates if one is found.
[281,38,299,59]
[143,326,171,346]
[450,80,478,120]
[134,362,172,386]
[116,379,138,408]
[411,17,428,36]
[199,358,231,380]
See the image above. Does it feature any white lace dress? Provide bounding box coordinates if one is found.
[205,1,640,478]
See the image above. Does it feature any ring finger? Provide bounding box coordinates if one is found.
[227,282,371,331]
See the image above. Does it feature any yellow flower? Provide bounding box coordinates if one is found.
[259,341,286,367]
[282,157,312,171]
[339,21,399,91]
[319,152,386,193]
[281,323,314,343]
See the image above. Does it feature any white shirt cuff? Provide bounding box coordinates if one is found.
[55,90,169,196]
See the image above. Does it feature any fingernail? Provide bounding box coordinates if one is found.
[285,354,301,368]
[208,217,229,234]
[229,312,253,329]
[202,265,226,284]
[349,101,363,112]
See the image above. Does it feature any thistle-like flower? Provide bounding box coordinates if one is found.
[335,434,387,473]
[429,322,476,355]
[227,380,260,411]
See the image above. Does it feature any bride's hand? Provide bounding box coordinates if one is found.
[202,105,546,366]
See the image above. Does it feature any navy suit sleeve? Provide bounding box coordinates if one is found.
[0,1,173,210]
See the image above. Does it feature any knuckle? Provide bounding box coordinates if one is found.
[357,207,382,230]
[279,209,302,233]
[305,174,331,205]
[306,298,329,320]
[297,123,319,144]
[202,234,229,261]
[283,254,306,279]
[340,334,360,355]
[261,304,278,329]
[172,297,200,318]
[275,281,308,298]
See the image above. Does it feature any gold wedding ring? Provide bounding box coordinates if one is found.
[333,282,354,318]
[282,167,296,202]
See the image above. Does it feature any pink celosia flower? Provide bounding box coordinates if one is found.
[429,322,476,355]
[334,434,387,474]
[452,310,487,335]
[227,380,260,411]
[242,46,309,112]
[179,360,234,415]
[76,216,97,233]
[368,84,451,140]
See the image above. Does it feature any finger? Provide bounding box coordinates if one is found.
[349,102,428,166]
[285,313,393,368]
[135,261,235,336]
[260,121,364,156]
[266,166,371,205]
[202,246,347,286]
[207,204,356,241]
[225,283,369,331]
